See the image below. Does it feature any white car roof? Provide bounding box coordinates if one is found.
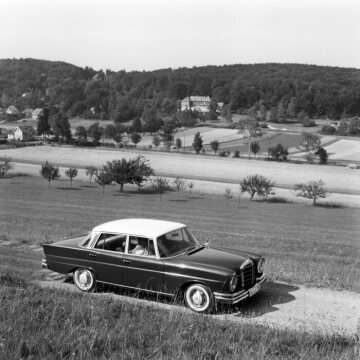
[92,218,186,238]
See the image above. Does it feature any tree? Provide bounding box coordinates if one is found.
[315,147,328,164]
[103,157,153,193]
[132,117,142,133]
[210,140,219,155]
[40,161,60,189]
[51,112,71,144]
[152,135,161,148]
[0,156,14,177]
[268,143,289,161]
[286,97,296,120]
[75,126,87,140]
[300,132,321,162]
[103,158,137,193]
[192,132,203,154]
[36,108,50,138]
[132,156,154,190]
[238,115,260,160]
[188,181,194,197]
[151,177,170,202]
[85,166,98,183]
[240,175,275,201]
[104,124,116,139]
[175,138,182,151]
[95,171,112,195]
[250,142,260,157]
[221,105,232,123]
[224,187,233,206]
[130,132,142,148]
[294,180,327,205]
[173,177,186,196]
[65,167,78,187]
[87,122,102,145]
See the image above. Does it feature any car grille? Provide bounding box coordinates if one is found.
[241,260,255,290]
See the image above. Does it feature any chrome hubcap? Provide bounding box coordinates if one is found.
[79,271,89,285]
[192,290,203,306]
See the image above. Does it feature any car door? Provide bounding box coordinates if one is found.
[122,236,165,293]
[87,233,126,285]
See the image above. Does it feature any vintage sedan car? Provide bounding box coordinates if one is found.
[42,218,266,313]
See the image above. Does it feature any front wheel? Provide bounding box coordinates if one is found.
[184,284,214,313]
[73,268,96,292]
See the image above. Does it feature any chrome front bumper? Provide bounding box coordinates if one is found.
[214,274,266,304]
[41,258,48,269]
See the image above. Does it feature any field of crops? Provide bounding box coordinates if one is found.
[3,146,360,195]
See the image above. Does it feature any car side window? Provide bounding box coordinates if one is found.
[94,233,126,253]
[128,236,155,257]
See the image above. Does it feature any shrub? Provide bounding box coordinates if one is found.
[219,151,228,157]
[268,143,288,161]
[315,147,328,164]
[321,125,337,135]
[0,156,14,177]
[302,119,316,127]
[233,150,240,158]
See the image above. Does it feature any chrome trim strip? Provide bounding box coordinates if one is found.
[96,280,175,297]
[214,274,266,304]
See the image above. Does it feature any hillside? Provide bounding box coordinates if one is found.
[1,58,360,122]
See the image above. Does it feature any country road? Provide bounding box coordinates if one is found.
[2,241,359,338]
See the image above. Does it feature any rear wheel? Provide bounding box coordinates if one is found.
[184,284,214,313]
[73,268,96,292]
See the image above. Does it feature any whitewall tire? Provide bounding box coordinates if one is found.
[184,284,214,313]
[73,268,96,292]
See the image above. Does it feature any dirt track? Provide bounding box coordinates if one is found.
[2,242,359,338]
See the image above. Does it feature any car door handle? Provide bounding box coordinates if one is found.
[123,259,131,264]
[89,252,98,257]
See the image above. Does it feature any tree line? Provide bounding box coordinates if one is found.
[1,58,360,125]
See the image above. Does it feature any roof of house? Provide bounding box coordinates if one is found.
[16,125,35,133]
[33,108,43,116]
[6,105,20,115]
[182,96,211,102]
[92,218,186,238]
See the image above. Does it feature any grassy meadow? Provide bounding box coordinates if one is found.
[1,173,360,359]
[1,272,358,360]
[1,174,360,292]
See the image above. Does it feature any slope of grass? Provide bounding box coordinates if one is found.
[0,175,359,292]
[0,272,358,360]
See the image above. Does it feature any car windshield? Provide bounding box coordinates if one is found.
[156,227,200,257]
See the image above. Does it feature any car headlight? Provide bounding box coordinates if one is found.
[257,257,265,273]
[229,274,238,292]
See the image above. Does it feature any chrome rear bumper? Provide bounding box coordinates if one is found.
[41,258,48,269]
[214,274,266,304]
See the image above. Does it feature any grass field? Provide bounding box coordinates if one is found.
[1,174,359,359]
[1,273,357,360]
[1,174,359,292]
[3,146,360,195]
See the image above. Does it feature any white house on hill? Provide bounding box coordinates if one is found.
[181,96,211,113]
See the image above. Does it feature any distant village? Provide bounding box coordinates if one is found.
[0,96,225,144]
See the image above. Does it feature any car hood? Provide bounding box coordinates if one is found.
[175,246,261,274]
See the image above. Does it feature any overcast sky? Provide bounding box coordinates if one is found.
[1,0,359,71]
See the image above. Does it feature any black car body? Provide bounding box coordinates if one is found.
[42,218,266,313]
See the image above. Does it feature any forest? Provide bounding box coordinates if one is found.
[1,58,360,124]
